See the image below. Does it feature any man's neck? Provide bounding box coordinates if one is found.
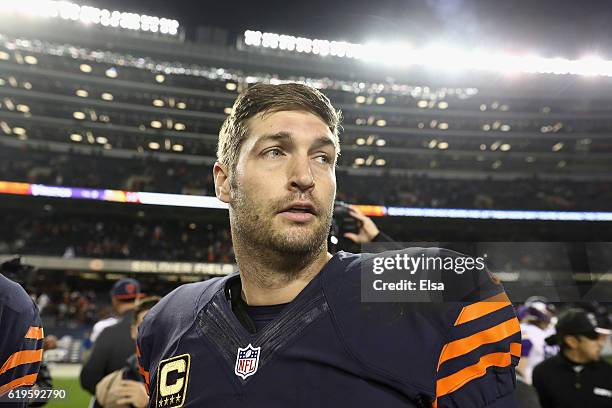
[115,303,135,316]
[234,244,332,306]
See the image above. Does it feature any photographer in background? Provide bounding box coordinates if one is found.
[331,203,398,250]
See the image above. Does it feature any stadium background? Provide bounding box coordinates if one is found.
[0,0,611,405]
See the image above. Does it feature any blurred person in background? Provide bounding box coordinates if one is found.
[0,258,44,407]
[80,278,143,408]
[532,308,612,408]
[516,298,558,384]
[95,296,160,408]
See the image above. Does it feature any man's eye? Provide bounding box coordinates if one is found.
[315,154,331,164]
[263,148,283,158]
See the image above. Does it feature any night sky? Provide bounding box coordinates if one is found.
[88,0,612,57]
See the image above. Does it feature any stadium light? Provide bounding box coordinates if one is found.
[243,30,612,77]
[79,63,92,73]
[0,1,180,36]
[105,67,118,78]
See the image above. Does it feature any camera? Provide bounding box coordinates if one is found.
[329,201,360,247]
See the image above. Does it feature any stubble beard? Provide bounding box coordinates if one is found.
[229,178,333,259]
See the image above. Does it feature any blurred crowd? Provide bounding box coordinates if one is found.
[1,216,234,262]
[1,149,215,196]
[31,286,98,327]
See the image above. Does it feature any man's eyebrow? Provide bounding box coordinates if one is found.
[254,131,292,147]
[310,136,336,151]
[254,132,336,150]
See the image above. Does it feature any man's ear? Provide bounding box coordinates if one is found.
[564,335,579,349]
[213,162,231,203]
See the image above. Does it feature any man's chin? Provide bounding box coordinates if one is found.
[269,229,326,254]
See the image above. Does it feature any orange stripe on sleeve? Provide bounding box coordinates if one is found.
[136,344,141,358]
[138,364,150,385]
[454,293,511,326]
[0,349,43,376]
[0,373,38,397]
[437,318,520,369]
[508,342,522,357]
[434,344,521,406]
[24,327,44,340]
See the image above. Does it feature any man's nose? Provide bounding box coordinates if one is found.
[288,155,315,192]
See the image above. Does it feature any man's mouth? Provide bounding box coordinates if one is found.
[285,207,313,213]
[278,202,317,222]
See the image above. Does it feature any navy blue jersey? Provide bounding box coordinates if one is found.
[0,273,44,403]
[137,249,521,408]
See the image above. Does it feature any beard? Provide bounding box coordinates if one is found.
[228,177,334,258]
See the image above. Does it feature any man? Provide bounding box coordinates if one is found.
[532,308,612,408]
[137,83,521,407]
[80,278,143,405]
[95,296,160,408]
[0,267,44,407]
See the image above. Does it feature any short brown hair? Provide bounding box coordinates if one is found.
[217,83,342,175]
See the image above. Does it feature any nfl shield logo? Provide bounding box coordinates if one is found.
[234,344,261,379]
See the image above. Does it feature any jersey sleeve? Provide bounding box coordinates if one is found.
[433,294,521,407]
[433,248,521,408]
[136,318,153,398]
[0,280,44,399]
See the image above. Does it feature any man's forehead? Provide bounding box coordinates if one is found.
[248,111,332,136]
[245,110,335,145]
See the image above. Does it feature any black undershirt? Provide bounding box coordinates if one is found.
[226,276,289,334]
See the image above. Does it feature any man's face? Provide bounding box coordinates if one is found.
[573,334,608,362]
[222,110,337,257]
